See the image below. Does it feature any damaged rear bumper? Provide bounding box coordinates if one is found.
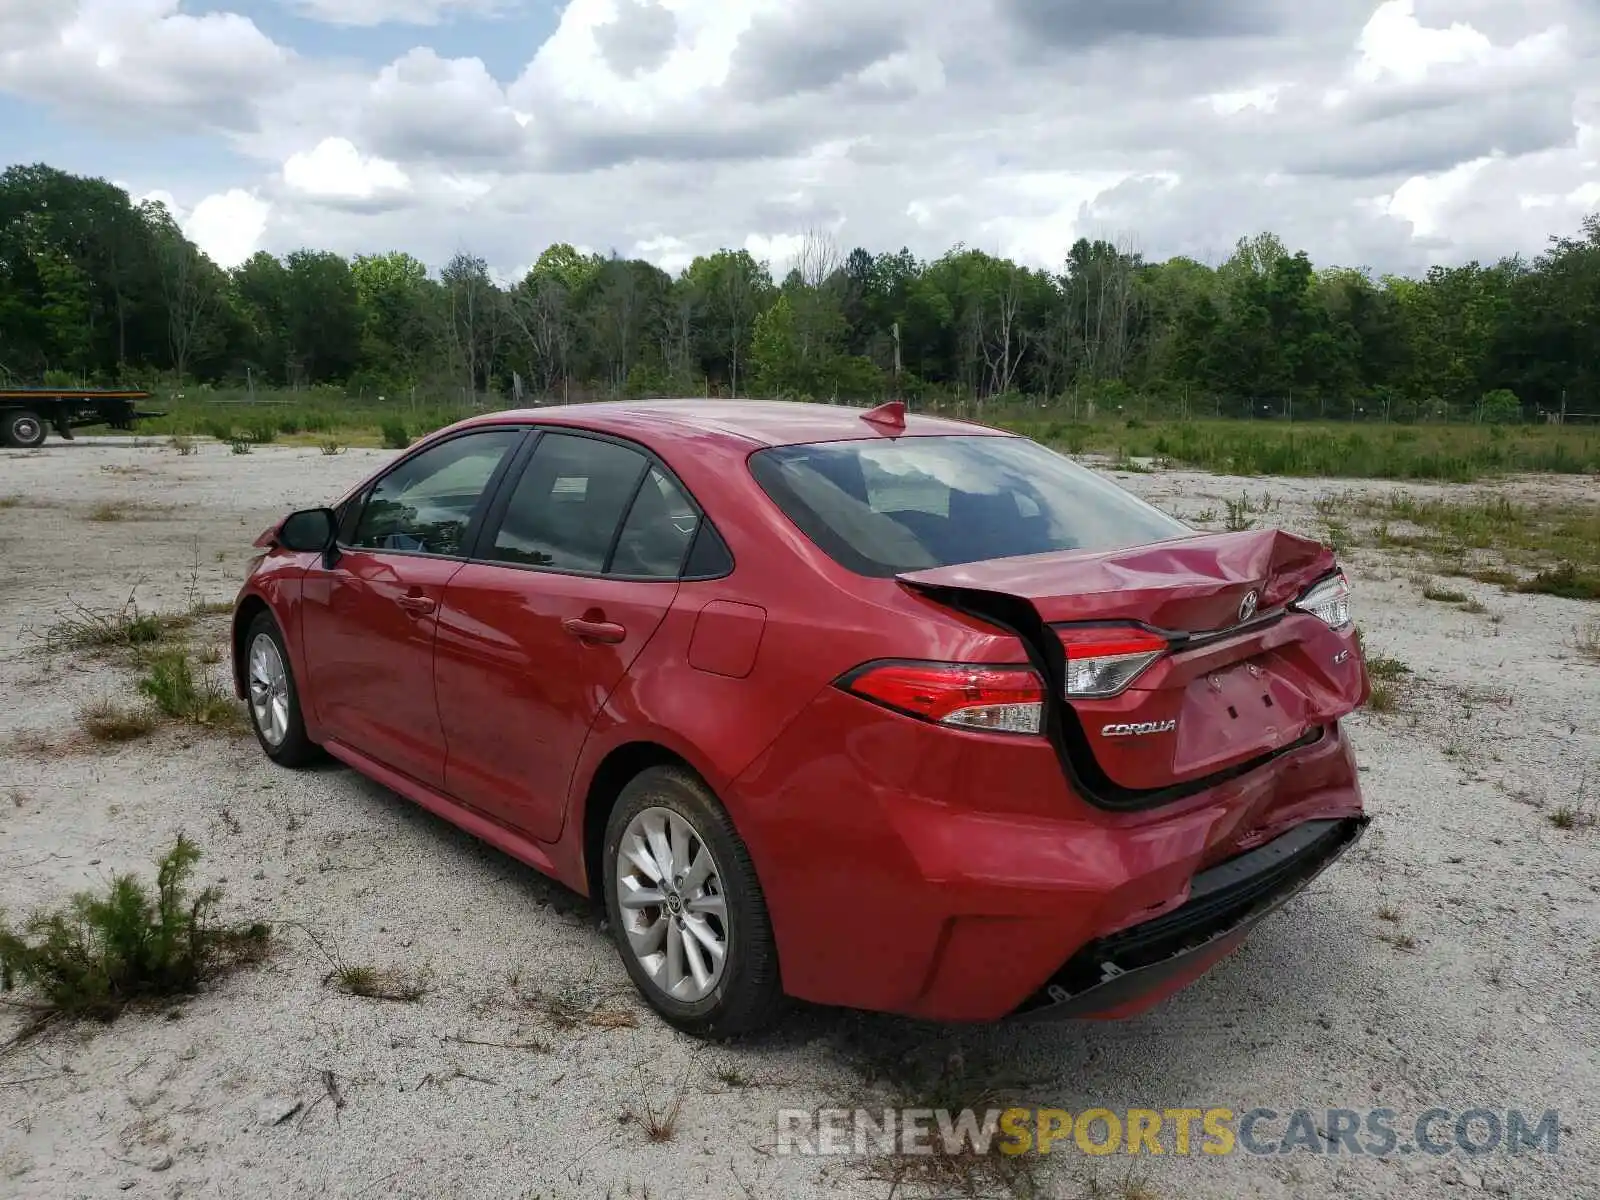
[1010,815,1370,1020]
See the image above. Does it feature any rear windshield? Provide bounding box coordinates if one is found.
[749,435,1188,577]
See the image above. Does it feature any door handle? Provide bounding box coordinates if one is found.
[396,594,437,617]
[562,617,626,644]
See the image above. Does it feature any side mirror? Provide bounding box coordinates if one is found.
[277,507,339,553]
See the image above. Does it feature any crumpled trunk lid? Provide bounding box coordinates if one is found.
[899,530,1368,799]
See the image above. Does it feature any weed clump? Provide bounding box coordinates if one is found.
[1363,653,1411,682]
[1518,562,1600,601]
[334,965,429,1003]
[44,593,181,654]
[1576,621,1600,663]
[137,649,242,729]
[78,698,159,743]
[1421,583,1470,603]
[0,835,269,1024]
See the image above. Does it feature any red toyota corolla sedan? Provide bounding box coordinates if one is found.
[232,399,1370,1036]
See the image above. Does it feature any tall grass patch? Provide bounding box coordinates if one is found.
[1017,418,1600,482]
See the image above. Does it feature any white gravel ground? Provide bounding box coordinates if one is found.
[0,438,1595,1200]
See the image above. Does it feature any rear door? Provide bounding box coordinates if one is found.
[433,431,698,841]
[299,428,524,786]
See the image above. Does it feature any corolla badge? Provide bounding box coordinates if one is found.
[1102,720,1178,738]
[1238,589,1260,623]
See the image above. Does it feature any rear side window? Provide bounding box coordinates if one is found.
[491,433,648,571]
[749,435,1187,577]
[610,467,699,578]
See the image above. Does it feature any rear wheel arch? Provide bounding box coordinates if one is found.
[580,741,711,901]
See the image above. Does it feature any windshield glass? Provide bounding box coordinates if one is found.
[749,435,1188,577]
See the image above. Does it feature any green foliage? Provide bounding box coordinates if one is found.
[45,594,180,653]
[380,420,411,449]
[1479,389,1522,424]
[1021,418,1600,481]
[1518,563,1600,601]
[0,835,269,1022]
[3,162,1600,426]
[137,648,242,728]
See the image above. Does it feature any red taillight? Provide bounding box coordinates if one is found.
[1056,625,1170,699]
[840,662,1046,736]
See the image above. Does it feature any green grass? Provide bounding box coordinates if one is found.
[44,594,187,654]
[1366,680,1402,713]
[1517,563,1600,601]
[0,835,269,1025]
[137,649,243,730]
[1333,491,1599,593]
[1015,417,1600,482]
[117,393,1600,481]
[122,391,472,449]
[1549,804,1596,832]
[1364,654,1411,682]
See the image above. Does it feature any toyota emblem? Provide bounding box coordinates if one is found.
[1238,590,1260,623]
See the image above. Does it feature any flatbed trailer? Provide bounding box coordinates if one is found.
[0,387,165,447]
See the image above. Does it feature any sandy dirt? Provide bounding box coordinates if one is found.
[0,438,1595,1200]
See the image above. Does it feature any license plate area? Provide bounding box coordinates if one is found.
[1176,657,1309,772]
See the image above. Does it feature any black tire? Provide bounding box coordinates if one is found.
[602,766,784,1037]
[243,611,320,768]
[2,411,46,449]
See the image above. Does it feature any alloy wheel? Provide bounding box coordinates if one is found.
[615,806,729,1002]
[247,632,291,748]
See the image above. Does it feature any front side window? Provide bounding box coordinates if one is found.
[749,435,1188,577]
[491,433,650,572]
[349,430,521,556]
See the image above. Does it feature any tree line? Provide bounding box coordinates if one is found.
[3,162,1597,422]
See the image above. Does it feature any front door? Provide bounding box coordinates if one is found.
[434,432,699,840]
[300,428,523,787]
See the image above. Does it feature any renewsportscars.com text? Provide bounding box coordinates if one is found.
[776,1106,1562,1159]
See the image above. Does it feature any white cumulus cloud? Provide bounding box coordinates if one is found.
[282,137,411,201]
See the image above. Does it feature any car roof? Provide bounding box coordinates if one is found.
[457,398,1011,450]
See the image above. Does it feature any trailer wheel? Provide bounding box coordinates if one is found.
[2,411,47,449]
[2,412,46,451]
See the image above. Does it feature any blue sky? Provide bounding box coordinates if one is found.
[0,2,560,208]
[185,0,557,78]
[1,1,1595,277]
